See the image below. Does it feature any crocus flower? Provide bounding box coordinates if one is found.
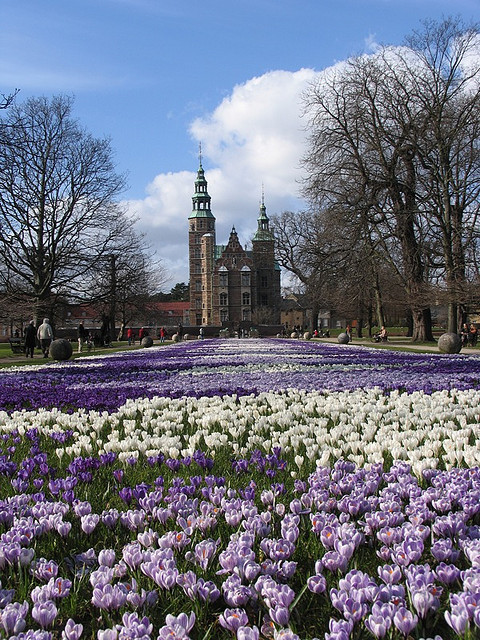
[31,600,58,628]
[237,627,260,640]
[61,618,83,640]
[157,611,195,640]
[393,607,418,635]
[364,612,390,638]
[219,608,249,632]
[444,608,470,635]
[1,601,28,635]
[91,584,128,611]
[307,574,327,594]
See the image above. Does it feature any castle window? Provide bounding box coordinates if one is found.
[261,276,268,288]
[220,310,229,322]
[195,280,201,292]
[220,293,228,306]
[243,309,250,321]
[241,272,250,287]
[219,272,228,287]
[194,264,201,274]
[194,248,201,259]
[261,294,268,306]
[242,292,250,305]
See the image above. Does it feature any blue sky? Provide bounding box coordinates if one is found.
[2,0,480,287]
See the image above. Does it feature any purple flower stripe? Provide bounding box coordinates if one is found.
[1,339,480,414]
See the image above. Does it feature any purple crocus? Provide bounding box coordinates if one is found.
[80,513,100,534]
[91,583,128,611]
[364,612,390,638]
[236,626,260,640]
[31,600,58,628]
[193,538,218,570]
[157,611,195,640]
[1,601,29,635]
[307,574,327,594]
[219,608,249,632]
[61,618,83,640]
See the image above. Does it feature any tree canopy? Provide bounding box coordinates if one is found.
[0,95,129,322]
[297,17,480,339]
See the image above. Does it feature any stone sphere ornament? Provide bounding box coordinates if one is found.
[49,338,73,361]
[438,332,462,354]
[337,332,350,344]
[141,336,153,348]
[304,332,312,340]
[290,332,298,339]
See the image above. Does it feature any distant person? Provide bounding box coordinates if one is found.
[24,320,36,358]
[77,322,87,353]
[461,323,469,347]
[37,318,54,358]
[127,327,134,345]
[469,323,478,347]
[159,327,166,343]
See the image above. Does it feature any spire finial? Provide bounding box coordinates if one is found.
[199,142,203,168]
[261,182,265,207]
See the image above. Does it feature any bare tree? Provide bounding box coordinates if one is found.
[0,89,18,111]
[405,18,480,332]
[301,18,480,340]
[303,51,436,340]
[0,95,127,323]
[89,228,168,340]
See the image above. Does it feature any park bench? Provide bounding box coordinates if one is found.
[8,338,23,354]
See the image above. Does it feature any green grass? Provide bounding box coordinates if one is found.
[0,340,175,369]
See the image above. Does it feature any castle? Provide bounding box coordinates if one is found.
[188,160,281,329]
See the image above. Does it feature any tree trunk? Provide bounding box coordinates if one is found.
[447,302,458,335]
[356,316,364,338]
[411,307,434,342]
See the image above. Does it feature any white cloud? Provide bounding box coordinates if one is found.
[365,33,382,53]
[126,68,318,286]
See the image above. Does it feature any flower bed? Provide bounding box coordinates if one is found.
[0,339,478,639]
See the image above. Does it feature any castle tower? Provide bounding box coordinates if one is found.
[252,192,281,322]
[188,155,215,326]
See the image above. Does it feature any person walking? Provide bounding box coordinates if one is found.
[77,322,87,353]
[37,318,54,358]
[24,320,36,358]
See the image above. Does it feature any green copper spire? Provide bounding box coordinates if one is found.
[190,144,215,219]
[253,187,274,241]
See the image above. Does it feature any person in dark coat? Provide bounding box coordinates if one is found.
[78,322,87,353]
[24,320,36,358]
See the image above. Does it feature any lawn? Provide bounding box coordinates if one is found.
[0,338,478,639]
